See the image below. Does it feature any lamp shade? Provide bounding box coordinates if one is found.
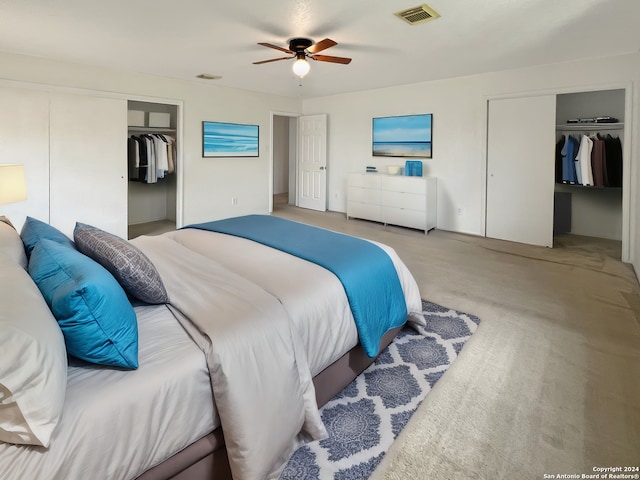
[0,164,27,205]
[292,58,310,78]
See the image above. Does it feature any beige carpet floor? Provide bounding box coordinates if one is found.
[270,205,640,480]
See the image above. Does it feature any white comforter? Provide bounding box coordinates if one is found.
[132,227,425,480]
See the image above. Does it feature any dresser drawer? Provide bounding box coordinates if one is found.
[347,201,382,222]
[348,186,380,204]
[381,206,426,230]
[380,175,426,195]
[381,190,425,211]
[348,173,381,189]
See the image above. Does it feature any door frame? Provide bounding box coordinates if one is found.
[126,94,184,229]
[269,110,299,213]
[482,81,634,262]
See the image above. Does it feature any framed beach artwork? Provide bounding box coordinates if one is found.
[372,113,432,158]
[202,121,259,157]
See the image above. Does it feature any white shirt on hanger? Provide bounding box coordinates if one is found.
[577,135,594,186]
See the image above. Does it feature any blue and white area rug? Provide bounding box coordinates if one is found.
[280,300,480,480]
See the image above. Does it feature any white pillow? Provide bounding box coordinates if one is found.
[0,252,68,447]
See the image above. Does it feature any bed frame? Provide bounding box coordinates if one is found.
[137,326,402,480]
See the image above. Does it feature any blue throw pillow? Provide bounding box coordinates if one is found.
[28,238,138,369]
[21,216,75,257]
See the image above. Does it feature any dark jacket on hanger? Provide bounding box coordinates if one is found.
[603,134,622,187]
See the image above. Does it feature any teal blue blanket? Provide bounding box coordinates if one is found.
[185,215,408,357]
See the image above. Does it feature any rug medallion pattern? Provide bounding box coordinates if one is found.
[280,300,480,479]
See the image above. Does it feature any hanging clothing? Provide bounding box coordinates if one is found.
[555,135,565,183]
[165,135,176,173]
[153,135,168,180]
[128,135,148,182]
[590,135,606,187]
[144,135,157,183]
[561,135,579,184]
[127,133,176,184]
[127,137,139,181]
[576,135,594,186]
[603,134,622,187]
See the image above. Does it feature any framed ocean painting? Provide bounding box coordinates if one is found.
[202,121,259,157]
[372,113,432,158]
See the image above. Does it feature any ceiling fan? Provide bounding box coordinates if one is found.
[253,38,352,78]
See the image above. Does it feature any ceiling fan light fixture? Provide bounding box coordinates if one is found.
[292,57,310,78]
[255,37,351,75]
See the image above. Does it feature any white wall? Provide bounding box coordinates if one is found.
[0,86,50,231]
[302,53,640,264]
[0,51,302,227]
[128,181,170,225]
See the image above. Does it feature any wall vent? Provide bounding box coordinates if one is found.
[395,4,441,25]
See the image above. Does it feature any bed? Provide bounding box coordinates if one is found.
[0,214,425,480]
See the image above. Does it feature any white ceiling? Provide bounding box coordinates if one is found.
[0,0,639,98]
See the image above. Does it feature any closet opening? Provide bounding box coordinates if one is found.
[271,113,298,211]
[553,89,625,260]
[127,100,178,239]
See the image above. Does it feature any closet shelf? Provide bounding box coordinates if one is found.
[555,182,622,190]
[128,126,176,133]
[556,122,623,131]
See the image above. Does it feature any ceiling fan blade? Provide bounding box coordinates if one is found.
[253,56,293,65]
[257,42,293,54]
[307,38,337,54]
[311,54,352,65]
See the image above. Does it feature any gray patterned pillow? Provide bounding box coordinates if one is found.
[73,223,168,304]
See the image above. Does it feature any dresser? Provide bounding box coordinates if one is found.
[347,173,437,233]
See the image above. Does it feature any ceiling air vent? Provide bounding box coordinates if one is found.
[395,4,441,25]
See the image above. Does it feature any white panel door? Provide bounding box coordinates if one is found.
[297,114,327,211]
[0,86,50,231]
[49,94,128,238]
[486,95,556,247]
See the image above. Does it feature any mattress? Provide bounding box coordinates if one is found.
[0,304,215,480]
